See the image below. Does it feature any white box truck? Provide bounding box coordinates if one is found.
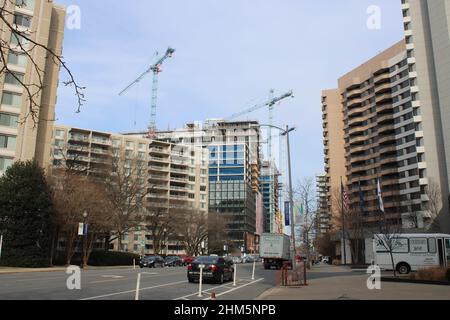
[260,233,291,270]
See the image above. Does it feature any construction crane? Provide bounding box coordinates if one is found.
[229,89,294,234]
[119,47,175,137]
[229,89,294,160]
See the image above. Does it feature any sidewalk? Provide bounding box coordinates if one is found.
[0,265,135,275]
[258,265,450,300]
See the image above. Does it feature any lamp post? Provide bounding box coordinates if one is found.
[82,211,88,268]
[254,124,297,269]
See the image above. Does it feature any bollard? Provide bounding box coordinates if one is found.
[233,264,237,287]
[198,266,204,297]
[133,259,136,270]
[252,260,256,280]
[135,273,141,300]
[211,292,217,300]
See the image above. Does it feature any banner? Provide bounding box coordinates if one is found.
[285,201,290,226]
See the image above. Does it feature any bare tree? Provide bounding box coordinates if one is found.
[103,152,148,251]
[295,178,317,266]
[331,187,366,265]
[51,174,112,266]
[174,209,208,256]
[207,211,231,255]
[0,0,85,123]
[424,180,443,232]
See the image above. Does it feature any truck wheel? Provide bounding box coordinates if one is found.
[396,263,411,275]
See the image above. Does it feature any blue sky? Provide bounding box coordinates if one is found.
[55,0,405,182]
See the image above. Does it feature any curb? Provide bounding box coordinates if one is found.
[381,277,450,286]
[0,265,134,275]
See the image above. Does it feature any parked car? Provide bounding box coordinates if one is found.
[242,255,255,264]
[181,256,195,266]
[165,256,183,267]
[139,255,165,268]
[187,256,234,284]
[231,256,243,264]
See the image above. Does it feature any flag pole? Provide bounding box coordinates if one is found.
[341,177,347,266]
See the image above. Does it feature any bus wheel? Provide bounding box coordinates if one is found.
[396,263,411,275]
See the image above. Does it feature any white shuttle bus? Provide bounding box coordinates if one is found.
[373,234,450,275]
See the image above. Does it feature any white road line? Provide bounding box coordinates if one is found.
[202,278,264,300]
[173,282,232,300]
[80,280,187,300]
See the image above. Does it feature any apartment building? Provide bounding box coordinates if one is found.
[401,0,450,232]
[321,89,346,229]
[50,125,209,255]
[316,173,329,235]
[0,0,65,175]
[260,160,281,234]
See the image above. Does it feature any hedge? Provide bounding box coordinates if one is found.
[53,251,140,267]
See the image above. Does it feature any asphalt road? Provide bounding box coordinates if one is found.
[0,263,280,300]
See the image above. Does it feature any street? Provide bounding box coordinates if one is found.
[0,263,277,300]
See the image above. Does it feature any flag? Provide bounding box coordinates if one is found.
[341,179,350,212]
[358,180,365,210]
[285,201,290,226]
[377,179,385,213]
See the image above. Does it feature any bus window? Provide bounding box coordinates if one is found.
[446,239,450,265]
[428,238,437,254]
[410,238,428,253]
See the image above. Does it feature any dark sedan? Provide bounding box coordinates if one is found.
[139,255,165,268]
[187,256,234,284]
[165,256,183,267]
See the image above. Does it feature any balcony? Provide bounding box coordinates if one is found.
[171,168,189,174]
[69,134,89,143]
[149,147,170,155]
[148,174,168,181]
[149,165,169,172]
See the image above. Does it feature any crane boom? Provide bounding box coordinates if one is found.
[118,47,175,136]
[229,90,294,120]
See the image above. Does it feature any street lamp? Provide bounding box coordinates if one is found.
[82,211,88,268]
[254,124,297,269]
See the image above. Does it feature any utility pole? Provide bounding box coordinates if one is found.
[285,125,297,269]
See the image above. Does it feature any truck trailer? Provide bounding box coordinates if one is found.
[260,233,291,270]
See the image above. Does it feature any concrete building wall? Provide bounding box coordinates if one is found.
[0,0,65,174]
[322,89,346,229]
[403,0,450,232]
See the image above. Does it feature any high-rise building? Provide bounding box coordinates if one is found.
[401,0,450,232]
[321,89,346,229]
[323,38,449,231]
[260,160,281,234]
[316,173,329,235]
[154,119,263,252]
[50,124,209,255]
[0,0,65,174]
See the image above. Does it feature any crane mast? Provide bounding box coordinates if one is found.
[119,47,175,137]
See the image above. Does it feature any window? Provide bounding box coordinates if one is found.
[428,238,436,254]
[16,0,35,10]
[7,52,27,67]
[0,157,14,173]
[4,72,24,86]
[14,14,32,28]
[54,131,65,140]
[0,113,18,128]
[409,238,428,253]
[138,143,146,150]
[10,33,29,47]
[126,141,134,149]
[0,135,17,150]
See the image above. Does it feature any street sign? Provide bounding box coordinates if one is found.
[78,223,84,236]
[285,202,290,226]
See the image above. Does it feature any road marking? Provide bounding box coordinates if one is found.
[80,280,187,300]
[101,275,124,279]
[202,278,264,300]
[174,282,232,300]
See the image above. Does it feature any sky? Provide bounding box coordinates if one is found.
[54,0,405,183]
